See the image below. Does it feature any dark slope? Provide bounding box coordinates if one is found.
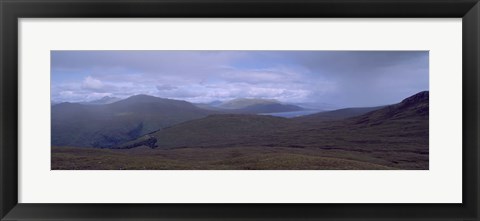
[264,91,429,169]
[121,91,428,149]
[117,91,429,169]
[51,95,216,148]
[120,114,290,149]
[235,103,304,114]
[351,91,428,126]
[293,106,384,122]
[286,91,429,156]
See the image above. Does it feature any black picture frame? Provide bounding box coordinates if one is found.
[1,0,479,220]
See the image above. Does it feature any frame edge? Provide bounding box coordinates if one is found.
[1,0,479,220]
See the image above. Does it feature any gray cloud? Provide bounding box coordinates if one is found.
[51,51,428,107]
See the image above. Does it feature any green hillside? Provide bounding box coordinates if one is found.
[51,95,216,148]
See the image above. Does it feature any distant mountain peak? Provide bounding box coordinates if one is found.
[52,94,215,148]
[96,96,120,101]
[119,94,165,103]
[229,98,279,103]
[82,96,121,105]
[128,94,157,99]
[101,96,116,100]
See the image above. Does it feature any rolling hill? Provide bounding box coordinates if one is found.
[120,91,428,154]
[51,95,216,148]
[120,114,290,149]
[351,91,429,125]
[293,106,384,122]
[53,91,429,170]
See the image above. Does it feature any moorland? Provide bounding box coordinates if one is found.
[51,91,429,170]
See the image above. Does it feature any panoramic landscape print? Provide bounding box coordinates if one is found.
[51,50,429,170]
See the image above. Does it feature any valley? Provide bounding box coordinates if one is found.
[51,91,429,170]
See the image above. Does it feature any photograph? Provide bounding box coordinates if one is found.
[3,0,478,219]
[51,50,429,170]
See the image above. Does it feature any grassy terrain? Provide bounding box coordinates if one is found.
[51,92,429,170]
[52,146,398,170]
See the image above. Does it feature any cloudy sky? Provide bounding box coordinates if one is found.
[51,50,428,108]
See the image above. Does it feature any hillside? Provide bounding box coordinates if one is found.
[235,103,303,114]
[293,106,384,122]
[51,95,216,148]
[351,91,429,125]
[115,91,429,169]
[120,114,290,149]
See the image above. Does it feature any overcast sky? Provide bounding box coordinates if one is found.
[51,50,428,108]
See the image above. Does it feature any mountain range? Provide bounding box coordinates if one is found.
[195,98,304,113]
[52,91,428,156]
[120,91,428,152]
[51,95,217,148]
[52,95,306,148]
[52,91,429,170]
